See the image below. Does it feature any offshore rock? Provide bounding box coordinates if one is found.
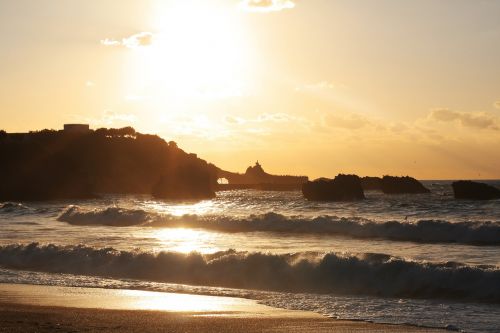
[452,180,500,200]
[381,176,430,194]
[302,174,365,201]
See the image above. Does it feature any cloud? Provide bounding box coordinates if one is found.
[123,32,154,48]
[224,115,246,125]
[322,111,372,130]
[100,32,154,49]
[495,101,500,109]
[241,0,295,12]
[224,113,302,126]
[69,111,137,127]
[256,113,299,122]
[429,108,499,130]
[100,39,121,47]
[102,110,137,124]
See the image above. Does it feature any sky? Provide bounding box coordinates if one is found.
[1,0,500,179]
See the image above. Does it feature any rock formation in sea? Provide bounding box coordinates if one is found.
[216,161,308,191]
[360,176,383,191]
[302,174,365,201]
[452,180,500,200]
[380,176,430,194]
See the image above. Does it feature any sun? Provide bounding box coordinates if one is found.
[128,1,254,100]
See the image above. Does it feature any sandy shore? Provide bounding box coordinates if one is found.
[0,283,445,333]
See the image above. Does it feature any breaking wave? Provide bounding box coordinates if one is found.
[0,202,29,213]
[58,206,500,245]
[0,243,498,303]
[58,206,150,226]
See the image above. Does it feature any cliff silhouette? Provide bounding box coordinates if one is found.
[0,127,218,200]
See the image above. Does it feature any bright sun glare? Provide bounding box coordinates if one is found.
[129,1,253,100]
[156,228,220,254]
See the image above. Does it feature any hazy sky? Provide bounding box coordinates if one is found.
[1,0,500,179]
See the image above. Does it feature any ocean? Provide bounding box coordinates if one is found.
[1,181,499,332]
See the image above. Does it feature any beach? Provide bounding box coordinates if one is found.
[0,283,445,333]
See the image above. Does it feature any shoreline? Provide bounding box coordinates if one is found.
[0,283,446,332]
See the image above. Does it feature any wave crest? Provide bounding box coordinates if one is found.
[58,205,151,226]
[0,202,29,213]
[58,206,500,245]
[0,243,498,303]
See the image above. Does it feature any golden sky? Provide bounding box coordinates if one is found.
[1,0,500,179]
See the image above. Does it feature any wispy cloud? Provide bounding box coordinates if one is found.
[102,110,137,124]
[429,108,499,130]
[100,32,154,49]
[100,39,121,47]
[224,112,302,126]
[322,111,372,130]
[240,0,295,12]
[224,115,246,125]
[494,101,500,109]
[256,113,300,122]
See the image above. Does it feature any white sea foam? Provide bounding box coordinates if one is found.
[0,243,498,303]
[58,205,151,226]
[58,206,500,245]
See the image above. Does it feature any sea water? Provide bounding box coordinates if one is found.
[0,181,499,332]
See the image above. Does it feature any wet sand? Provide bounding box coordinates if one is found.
[0,283,445,333]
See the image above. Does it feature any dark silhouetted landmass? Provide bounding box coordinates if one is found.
[217,161,308,191]
[302,174,365,201]
[360,176,383,191]
[361,176,429,194]
[152,168,216,200]
[0,127,218,200]
[452,180,500,200]
[380,176,430,194]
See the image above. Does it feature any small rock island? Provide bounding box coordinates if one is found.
[452,180,500,200]
[302,174,365,201]
[361,176,430,194]
[379,176,430,194]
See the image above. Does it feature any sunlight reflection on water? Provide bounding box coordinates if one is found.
[143,199,217,216]
[154,228,221,253]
